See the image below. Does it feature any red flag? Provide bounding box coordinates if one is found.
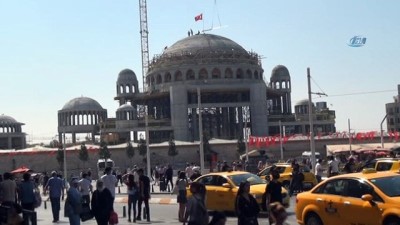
[195,13,203,21]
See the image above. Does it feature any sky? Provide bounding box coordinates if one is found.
[1,0,399,144]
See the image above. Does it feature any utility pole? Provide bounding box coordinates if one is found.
[279,120,283,160]
[381,114,388,148]
[348,119,352,153]
[145,111,151,177]
[197,87,205,174]
[307,68,327,171]
[63,132,67,184]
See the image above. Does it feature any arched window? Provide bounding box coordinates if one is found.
[156,74,162,84]
[126,85,130,93]
[287,81,290,89]
[254,70,259,79]
[276,81,280,89]
[211,68,221,79]
[165,72,172,83]
[271,82,275,89]
[120,85,124,94]
[175,71,183,81]
[282,81,286,89]
[199,68,208,80]
[225,68,233,78]
[186,69,195,80]
[236,68,243,79]
[146,76,151,86]
[246,69,252,79]
[150,76,155,85]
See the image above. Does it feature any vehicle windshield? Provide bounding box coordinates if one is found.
[228,173,266,186]
[369,176,400,197]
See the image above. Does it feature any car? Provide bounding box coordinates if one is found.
[296,169,400,225]
[258,163,318,190]
[187,171,290,212]
[357,158,400,172]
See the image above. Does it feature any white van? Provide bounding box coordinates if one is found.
[97,159,115,178]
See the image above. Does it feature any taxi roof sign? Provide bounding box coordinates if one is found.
[362,168,377,174]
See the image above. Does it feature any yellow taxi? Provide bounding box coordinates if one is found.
[187,171,290,212]
[296,169,400,225]
[258,163,318,190]
[359,158,400,172]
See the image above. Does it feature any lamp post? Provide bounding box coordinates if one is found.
[381,114,388,148]
[63,132,67,182]
[145,110,151,177]
[197,87,205,174]
[279,120,284,160]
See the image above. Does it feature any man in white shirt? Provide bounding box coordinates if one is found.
[315,159,324,183]
[79,173,93,205]
[328,156,340,177]
[185,163,193,179]
[101,167,118,205]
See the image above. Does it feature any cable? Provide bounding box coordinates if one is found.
[318,89,397,98]
[310,76,327,95]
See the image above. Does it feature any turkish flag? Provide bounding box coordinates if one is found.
[195,13,203,21]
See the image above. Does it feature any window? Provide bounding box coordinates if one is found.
[211,68,221,79]
[254,71,259,79]
[214,176,228,186]
[199,68,208,80]
[225,68,233,78]
[197,175,214,186]
[165,72,172,82]
[156,74,162,84]
[316,179,346,195]
[246,69,252,79]
[376,162,393,171]
[236,68,243,79]
[186,69,195,80]
[345,179,373,198]
[175,71,183,81]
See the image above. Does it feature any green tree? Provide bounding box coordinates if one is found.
[56,148,64,170]
[98,141,111,160]
[237,135,246,155]
[79,143,89,168]
[168,136,178,163]
[126,142,135,164]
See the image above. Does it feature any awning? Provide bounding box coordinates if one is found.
[326,143,400,155]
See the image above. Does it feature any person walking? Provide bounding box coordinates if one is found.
[44,171,64,223]
[176,171,188,222]
[269,202,287,225]
[235,181,260,225]
[183,182,208,225]
[315,159,324,183]
[123,174,138,222]
[91,180,113,225]
[137,168,151,222]
[165,164,174,190]
[18,173,35,211]
[264,172,283,225]
[65,179,82,225]
[0,172,18,207]
[101,167,118,206]
[328,156,340,177]
[78,173,92,205]
[208,211,226,225]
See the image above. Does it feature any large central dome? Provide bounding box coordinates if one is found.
[61,97,104,111]
[163,34,248,55]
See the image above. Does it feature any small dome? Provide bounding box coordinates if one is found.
[118,69,138,83]
[271,65,290,79]
[163,34,249,56]
[296,99,313,106]
[62,97,104,111]
[117,104,135,111]
[0,114,18,124]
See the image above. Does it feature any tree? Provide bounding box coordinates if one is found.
[237,135,246,155]
[126,142,135,164]
[202,131,214,168]
[79,143,89,168]
[98,141,111,161]
[168,136,178,163]
[56,148,64,170]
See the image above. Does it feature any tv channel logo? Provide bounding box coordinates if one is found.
[348,35,367,47]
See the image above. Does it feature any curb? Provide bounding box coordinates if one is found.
[114,196,177,205]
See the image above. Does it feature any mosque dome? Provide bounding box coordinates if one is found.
[271,65,290,80]
[116,103,135,111]
[118,69,138,83]
[296,99,313,106]
[0,115,19,124]
[61,97,104,111]
[163,34,249,56]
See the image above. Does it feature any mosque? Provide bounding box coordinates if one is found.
[55,33,336,144]
[0,114,26,149]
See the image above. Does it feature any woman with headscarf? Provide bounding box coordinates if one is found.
[91,180,113,225]
[235,181,260,225]
[183,182,208,225]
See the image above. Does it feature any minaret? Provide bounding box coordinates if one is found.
[270,65,292,114]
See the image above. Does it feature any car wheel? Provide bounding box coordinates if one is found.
[306,213,323,225]
[385,218,400,225]
[282,181,290,189]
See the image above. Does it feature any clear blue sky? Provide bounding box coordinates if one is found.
[1,0,399,143]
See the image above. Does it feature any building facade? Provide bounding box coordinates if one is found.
[0,115,26,149]
[386,84,400,132]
